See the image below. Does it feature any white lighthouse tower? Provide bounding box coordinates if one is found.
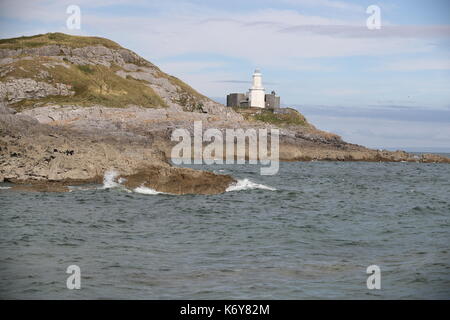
[249,69,265,108]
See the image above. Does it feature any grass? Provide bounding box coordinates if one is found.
[0,32,209,111]
[249,108,309,127]
[3,57,167,111]
[0,33,122,50]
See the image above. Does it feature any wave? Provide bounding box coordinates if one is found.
[69,172,276,195]
[102,170,120,189]
[101,170,164,195]
[134,185,164,195]
[0,186,12,190]
[226,178,276,192]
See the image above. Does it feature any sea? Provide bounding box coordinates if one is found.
[0,160,449,299]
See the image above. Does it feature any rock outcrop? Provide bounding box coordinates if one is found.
[0,33,242,121]
[0,78,74,103]
[119,166,235,195]
[0,33,448,194]
[0,106,235,194]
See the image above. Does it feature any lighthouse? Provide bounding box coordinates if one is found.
[249,69,265,108]
[226,69,280,109]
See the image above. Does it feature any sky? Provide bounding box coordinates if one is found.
[0,0,449,151]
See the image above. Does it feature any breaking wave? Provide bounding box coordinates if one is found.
[226,178,276,192]
[101,170,164,195]
[134,185,164,195]
[80,172,276,195]
[102,170,120,189]
[0,186,12,190]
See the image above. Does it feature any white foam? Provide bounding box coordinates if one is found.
[102,170,120,189]
[226,178,276,192]
[134,185,163,195]
[0,186,11,190]
[101,171,163,194]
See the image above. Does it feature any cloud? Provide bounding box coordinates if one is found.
[214,80,278,85]
[215,80,250,84]
[278,0,364,11]
[81,10,436,65]
[157,61,225,74]
[0,2,444,64]
[279,25,450,39]
[380,58,450,71]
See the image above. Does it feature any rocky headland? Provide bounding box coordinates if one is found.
[0,33,448,194]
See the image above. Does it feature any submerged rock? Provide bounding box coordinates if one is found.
[119,166,236,195]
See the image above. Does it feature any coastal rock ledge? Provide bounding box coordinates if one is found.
[0,106,235,194]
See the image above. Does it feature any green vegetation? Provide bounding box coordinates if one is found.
[0,32,209,112]
[0,33,122,50]
[248,108,309,127]
[3,57,166,111]
[77,65,94,74]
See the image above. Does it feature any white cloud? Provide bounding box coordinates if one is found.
[278,0,364,11]
[73,9,438,68]
[0,2,444,66]
[157,61,226,74]
[381,58,450,71]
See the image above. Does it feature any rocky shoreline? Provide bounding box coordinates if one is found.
[0,33,448,194]
[1,103,448,194]
[0,104,237,194]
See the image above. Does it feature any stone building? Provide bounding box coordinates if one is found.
[226,69,280,109]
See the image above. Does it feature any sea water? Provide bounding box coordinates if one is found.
[0,161,449,299]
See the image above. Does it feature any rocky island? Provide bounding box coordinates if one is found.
[0,33,448,194]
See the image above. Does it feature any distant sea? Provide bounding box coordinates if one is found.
[1,161,449,299]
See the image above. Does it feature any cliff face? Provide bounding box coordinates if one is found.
[0,33,448,192]
[0,32,239,119]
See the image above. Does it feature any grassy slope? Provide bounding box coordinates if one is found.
[235,107,311,128]
[0,33,315,129]
[252,108,309,127]
[0,33,122,50]
[1,56,167,111]
[0,33,208,111]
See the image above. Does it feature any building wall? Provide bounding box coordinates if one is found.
[249,88,265,108]
[226,93,247,107]
[265,94,280,109]
[249,70,265,108]
[275,96,280,108]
